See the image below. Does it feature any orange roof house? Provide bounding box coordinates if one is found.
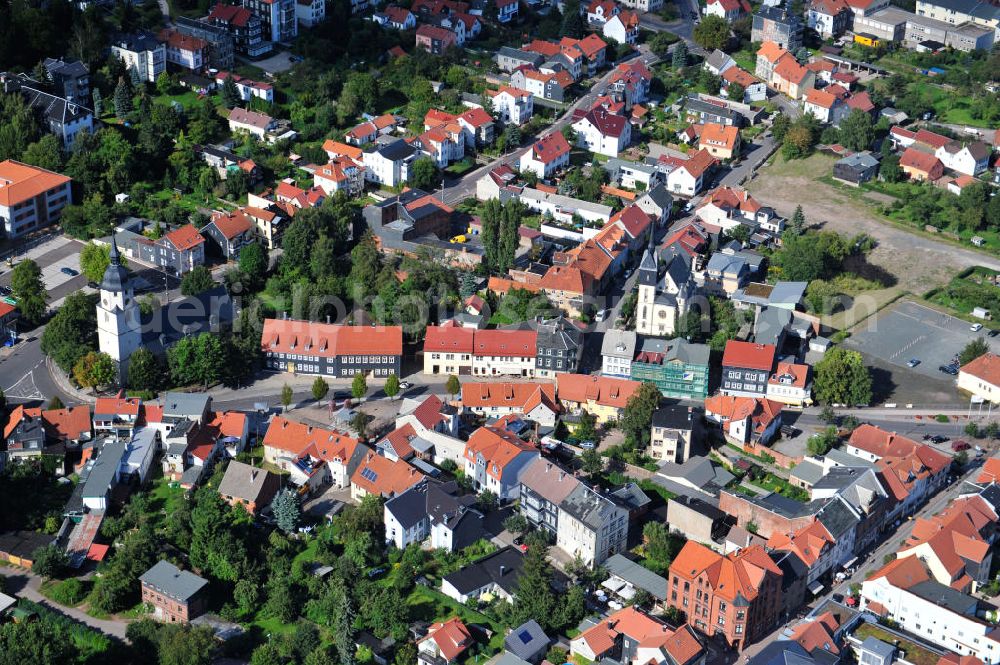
[0,160,71,209]
[667,542,783,649]
[705,394,783,446]
[262,417,365,489]
[460,382,559,422]
[162,224,206,252]
[698,123,741,159]
[959,352,1000,404]
[555,373,641,422]
[570,606,704,665]
[350,452,425,499]
[417,618,473,663]
[767,519,836,568]
[977,457,1000,484]
[260,319,403,359]
[899,148,944,181]
[462,424,538,498]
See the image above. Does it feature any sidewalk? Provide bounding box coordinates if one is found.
[46,355,97,404]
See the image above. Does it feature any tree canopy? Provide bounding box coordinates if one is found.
[814,347,872,406]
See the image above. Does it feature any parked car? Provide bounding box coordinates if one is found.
[951,441,971,451]
[906,358,921,368]
[990,329,999,338]
[366,567,388,579]
[398,380,412,390]
[594,309,607,323]
[0,286,11,295]
[939,364,958,375]
[930,435,949,443]
[971,323,984,332]
[579,440,596,450]
[60,267,78,276]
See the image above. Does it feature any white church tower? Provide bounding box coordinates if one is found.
[97,237,142,384]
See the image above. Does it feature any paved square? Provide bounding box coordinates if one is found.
[847,300,1000,380]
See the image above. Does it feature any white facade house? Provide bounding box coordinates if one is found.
[216,73,275,104]
[295,0,325,27]
[0,160,73,239]
[861,559,1000,664]
[518,132,572,179]
[111,33,166,83]
[603,12,639,44]
[601,329,636,379]
[462,427,539,500]
[362,140,419,187]
[488,87,534,126]
[935,141,992,176]
[572,109,632,158]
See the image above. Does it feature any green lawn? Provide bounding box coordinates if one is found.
[148,469,186,529]
[152,89,206,112]
[853,623,938,665]
[446,158,476,176]
[730,49,757,74]
[406,586,506,658]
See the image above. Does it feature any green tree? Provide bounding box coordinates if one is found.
[807,426,839,456]
[693,15,730,51]
[879,154,902,183]
[10,259,47,325]
[576,410,598,442]
[0,619,75,664]
[560,0,585,38]
[114,76,132,118]
[92,88,103,117]
[221,75,241,109]
[180,265,215,296]
[41,291,98,372]
[580,448,604,476]
[508,533,557,630]
[128,347,163,391]
[408,156,439,191]
[311,376,329,402]
[959,337,989,366]
[839,108,876,151]
[349,232,382,300]
[384,373,400,400]
[158,625,216,665]
[73,351,117,392]
[352,372,368,400]
[672,40,688,68]
[155,71,172,96]
[238,242,268,290]
[47,395,64,410]
[79,242,127,284]
[31,544,69,578]
[272,488,300,533]
[619,382,661,447]
[814,347,872,406]
[790,205,805,236]
[20,134,63,172]
[446,374,461,400]
[281,383,293,410]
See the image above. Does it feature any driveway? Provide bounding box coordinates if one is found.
[240,51,296,75]
[0,567,129,639]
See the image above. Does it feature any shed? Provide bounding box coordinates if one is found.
[973,307,991,320]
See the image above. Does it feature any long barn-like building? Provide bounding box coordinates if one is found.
[260,318,403,378]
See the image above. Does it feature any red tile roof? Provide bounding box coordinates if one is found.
[261,319,403,357]
[424,322,476,354]
[977,457,1000,484]
[708,0,751,11]
[900,148,943,175]
[704,395,783,435]
[163,224,205,252]
[0,160,71,208]
[464,425,535,479]
[322,140,363,160]
[670,541,781,603]
[210,210,253,239]
[960,352,1000,387]
[418,618,472,662]
[577,607,703,665]
[773,55,811,85]
[528,132,571,165]
[351,452,424,497]
[409,394,450,430]
[473,329,537,357]
[461,381,558,412]
[722,67,759,87]
[914,128,951,149]
[721,341,776,371]
[556,373,641,409]
[262,415,362,462]
[579,108,628,138]
[458,107,493,128]
[866,555,931,589]
[94,391,141,417]
[540,264,592,294]
[756,41,788,65]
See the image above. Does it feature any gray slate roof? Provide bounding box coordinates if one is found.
[140,560,208,602]
[604,554,669,601]
[634,337,711,367]
[601,328,637,360]
[217,461,276,503]
[82,439,128,499]
[163,392,211,418]
[504,620,549,661]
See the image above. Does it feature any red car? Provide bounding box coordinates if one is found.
[951,440,971,452]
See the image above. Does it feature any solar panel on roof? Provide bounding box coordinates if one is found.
[517,629,533,644]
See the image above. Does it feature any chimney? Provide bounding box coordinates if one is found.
[326,315,331,324]
[499,565,507,576]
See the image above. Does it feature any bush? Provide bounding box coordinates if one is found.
[47,579,90,606]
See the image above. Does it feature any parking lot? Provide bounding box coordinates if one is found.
[847,300,1000,382]
[0,236,88,306]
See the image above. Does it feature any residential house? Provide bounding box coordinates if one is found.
[619,0,662,11]
[650,405,698,463]
[766,361,813,407]
[608,60,653,108]
[721,67,768,103]
[803,88,849,125]
[705,49,736,76]
[205,3,271,58]
[111,32,166,83]
[93,392,142,440]
[518,458,630,566]
[570,606,706,665]
[0,73,94,149]
[705,394,784,446]
[832,151,880,185]
[42,57,90,102]
[314,156,366,197]
[200,209,254,259]
[696,186,782,234]
[604,158,665,191]
[504,620,550,664]
[118,223,206,275]
[462,424,539,500]
[363,139,420,187]
[587,0,619,24]
[2,405,91,465]
[959,352,1000,403]
[374,4,417,29]
[296,0,326,28]
[602,328,637,379]
[936,140,992,177]
[807,0,852,37]
[510,67,573,103]
[384,480,483,551]
[860,556,1000,663]
[534,315,584,377]
[351,452,425,501]
[573,108,632,158]
[630,337,711,400]
[461,382,559,426]
[496,46,544,72]
[215,71,274,103]
[262,416,369,492]
[752,7,803,50]
[140,560,208,623]
[197,144,262,182]
[706,0,751,20]
[702,247,764,296]
[243,0,297,42]
[0,160,72,239]
[260,319,403,378]
[495,0,518,22]
[457,107,495,146]
[157,28,209,71]
[667,542,784,649]
[488,87,534,126]
[518,131,571,179]
[416,24,459,53]
[440,546,525,603]
[418,618,473,665]
[652,149,717,197]
[720,341,777,397]
[556,373,642,424]
[228,107,276,139]
[172,18,234,71]
[604,10,640,44]
[217,460,280,515]
[698,123,741,160]
[900,147,944,181]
